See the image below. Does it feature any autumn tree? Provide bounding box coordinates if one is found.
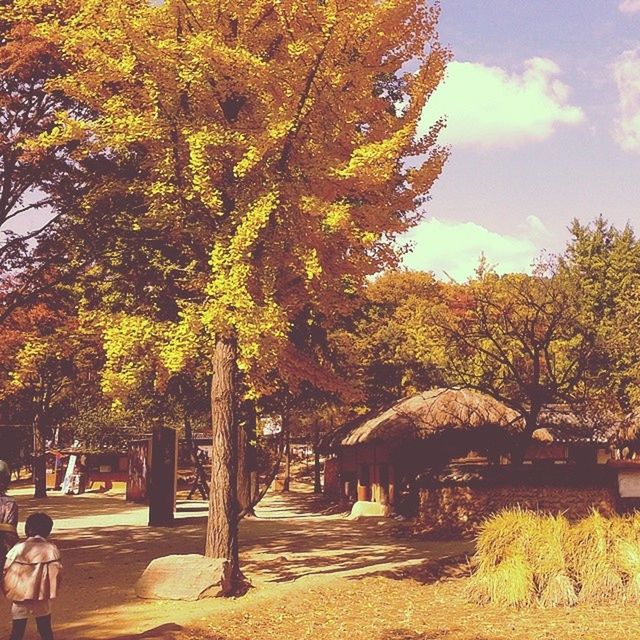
[561,217,640,411]
[434,266,598,451]
[23,0,449,591]
[0,9,66,245]
[0,2,154,333]
[0,4,85,323]
[0,300,80,497]
[333,270,449,409]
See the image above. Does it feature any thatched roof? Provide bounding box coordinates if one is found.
[612,409,640,444]
[48,446,127,456]
[323,388,523,450]
[532,404,620,445]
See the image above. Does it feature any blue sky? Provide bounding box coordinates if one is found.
[403,0,640,281]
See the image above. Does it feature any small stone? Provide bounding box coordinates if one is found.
[347,500,390,520]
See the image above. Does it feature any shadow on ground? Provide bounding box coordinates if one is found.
[110,623,185,640]
[352,553,472,585]
[1,488,472,640]
[378,632,484,640]
[15,492,141,523]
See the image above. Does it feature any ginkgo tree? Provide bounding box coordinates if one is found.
[18,0,449,592]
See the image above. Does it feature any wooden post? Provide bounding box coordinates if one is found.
[148,426,176,526]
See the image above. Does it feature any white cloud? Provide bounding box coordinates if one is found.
[401,217,544,281]
[418,58,585,149]
[619,0,640,13]
[613,49,640,152]
[521,214,551,239]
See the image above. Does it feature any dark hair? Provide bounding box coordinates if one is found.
[25,512,53,538]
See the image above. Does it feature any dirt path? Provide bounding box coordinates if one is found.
[0,486,470,640]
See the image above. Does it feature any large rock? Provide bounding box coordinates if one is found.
[135,554,231,601]
[347,500,390,520]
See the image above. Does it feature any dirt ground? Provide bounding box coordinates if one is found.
[4,485,640,640]
[0,483,469,640]
[182,573,640,640]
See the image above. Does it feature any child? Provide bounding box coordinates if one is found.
[3,513,62,640]
[0,461,18,569]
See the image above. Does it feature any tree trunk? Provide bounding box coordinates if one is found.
[184,411,196,464]
[512,406,541,467]
[33,416,47,499]
[282,414,291,492]
[247,406,259,506]
[313,419,322,494]
[237,401,257,516]
[206,335,240,594]
[237,410,251,514]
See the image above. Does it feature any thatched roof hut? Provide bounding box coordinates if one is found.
[322,388,523,451]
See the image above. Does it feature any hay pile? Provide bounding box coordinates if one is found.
[467,508,640,608]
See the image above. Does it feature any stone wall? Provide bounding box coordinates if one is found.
[417,483,619,538]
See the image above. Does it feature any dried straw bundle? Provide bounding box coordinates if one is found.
[467,508,542,608]
[568,510,625,604]
[467,508,640,608]
[467,555,534,607]
[533,514,576,608]
[612,513,640,603]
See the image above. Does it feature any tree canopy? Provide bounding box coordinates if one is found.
[5,0,450,592]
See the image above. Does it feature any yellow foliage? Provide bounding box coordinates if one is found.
[333,125,413,182]
[18,0,449,393]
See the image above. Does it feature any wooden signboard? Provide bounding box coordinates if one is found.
[127,439,150,503]
[148,427,178,526]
